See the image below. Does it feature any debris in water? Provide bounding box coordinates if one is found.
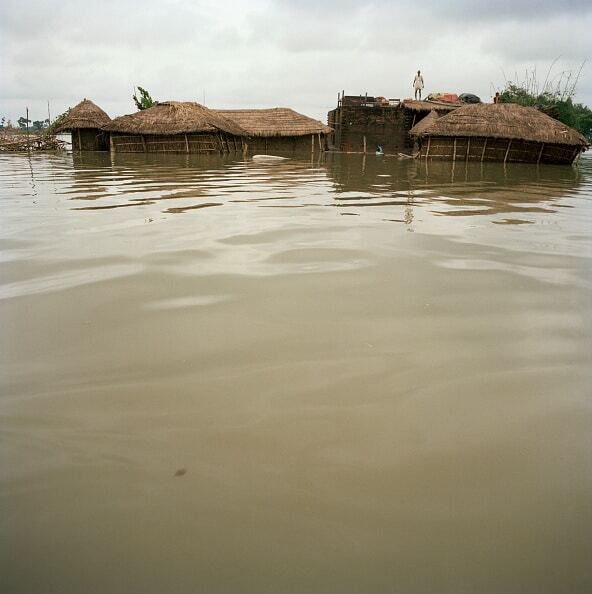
[0,133,66,152]
[174,468,187,477]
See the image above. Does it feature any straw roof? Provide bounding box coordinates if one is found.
[409,111,439,136]
[215,108,332,137]
[103,101,246,136]
[54,99,110,132]
[413,103,589,146]
[402,99,461,113]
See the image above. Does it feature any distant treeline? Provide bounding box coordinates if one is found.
[1,116,50,132]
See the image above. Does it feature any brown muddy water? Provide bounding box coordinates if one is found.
[1,150,591,594]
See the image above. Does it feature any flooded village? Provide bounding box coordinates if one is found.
[6,87,588,165]
[2,2,592,593]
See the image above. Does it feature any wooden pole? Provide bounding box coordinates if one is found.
[77,128,82,152]
[26,107,30,151]
[574,149,582,165]
[537,143,545,164]
[452,137,457,161]
[481,138,488,162]
[466,137,471,161]
[425,136,431,159]
[110,134,114,153]
[571,147,579,164]
[141,135,147,153]
[311,134,314,155]
[184,134,189,153]
[363,135,367,154]
[318,133,322,151]
[504,139,512,164]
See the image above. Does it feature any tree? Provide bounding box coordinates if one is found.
[17,116,31,130]
[133,86,157,111]
[32,119,49,131]
[46,108,70,135]
[499,64,592,142]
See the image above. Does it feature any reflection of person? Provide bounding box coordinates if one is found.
[413,70,424,100]
[493,92,501,104]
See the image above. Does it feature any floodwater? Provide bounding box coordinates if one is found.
[1,150,591,594]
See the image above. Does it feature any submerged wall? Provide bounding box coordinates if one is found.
[244,134,326,155]
[71,129,108,151]
[328,105,430,154]
[109,132,243,154]
[416,136,582,164]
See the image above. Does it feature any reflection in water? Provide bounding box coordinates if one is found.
[328,152,583,222]
[1,151,591,594]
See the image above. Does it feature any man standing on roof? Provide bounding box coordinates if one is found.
[413,70,424,100]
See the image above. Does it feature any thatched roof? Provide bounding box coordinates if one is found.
[409,111,439,137]
[402,99,461,113]
[54,99,110,132]
[413,103,589,147]
[215,108,332,137]
[103,101,246,136]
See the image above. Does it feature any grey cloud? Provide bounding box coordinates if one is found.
[421,0,591,21]
[1,0,591,124]
[480,14,592,61]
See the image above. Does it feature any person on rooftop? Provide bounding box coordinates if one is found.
[413,70,424,100]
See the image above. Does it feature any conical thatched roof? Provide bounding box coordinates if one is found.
[412,103,588,147]
[215,108,332,137]
[54,99,111,132]
[409,111,439,137]
[103,101,246,136]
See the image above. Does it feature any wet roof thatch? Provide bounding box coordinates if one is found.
[215,108,332,137]
[409,111,439,137]
[54,99,111,132]
[103,101,246,136]
[412,103,589,146]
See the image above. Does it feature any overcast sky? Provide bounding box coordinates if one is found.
[1,0,591,124]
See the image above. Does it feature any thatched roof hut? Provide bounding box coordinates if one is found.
[104,101,246,136]
[54,99,111,132]
[412,103,588,147]
[215,108,332,137]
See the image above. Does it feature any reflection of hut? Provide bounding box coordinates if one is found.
[54,99,111,151]
[411,103,589,164]
[103,101,246,154]
[215,108,332,155]
[322,151,582,222]
[327,93,461,154]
